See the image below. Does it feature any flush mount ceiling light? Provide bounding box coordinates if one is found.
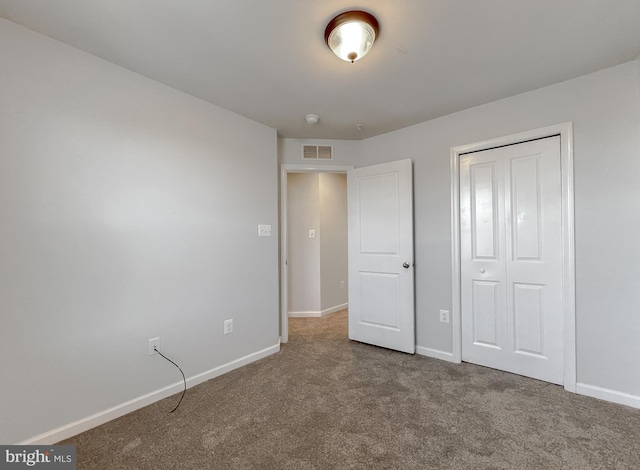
[324,10,379,63]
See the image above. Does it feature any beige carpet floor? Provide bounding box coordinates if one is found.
[61,310,640,469]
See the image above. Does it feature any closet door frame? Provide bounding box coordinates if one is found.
[450,122,576,392]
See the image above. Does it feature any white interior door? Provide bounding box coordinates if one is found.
[347,159,415,354]
[460,136,564,384]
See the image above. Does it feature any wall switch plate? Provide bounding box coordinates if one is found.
[439,310,450,324]
[148,337,161,355]
[258,225,271,237]
[224,319,233,335]
[309,229,316,238]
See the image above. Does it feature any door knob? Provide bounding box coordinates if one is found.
[403,262,410,269]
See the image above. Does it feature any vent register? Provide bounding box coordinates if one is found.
[302,145,333,160]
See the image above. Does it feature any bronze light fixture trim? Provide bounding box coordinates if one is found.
[324,10,380,63]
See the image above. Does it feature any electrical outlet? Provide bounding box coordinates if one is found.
[224,319,233,335]
[340,280,345,288]
[308,229,316,238]
[258,225,271,237]
[439,310,450,324]
[148,337,161,355]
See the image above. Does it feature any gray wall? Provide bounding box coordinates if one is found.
[319,173,348,311]
[0,19,279,444]
[287,173,321,313]
[278,139,362,167]
[286,173,348,315]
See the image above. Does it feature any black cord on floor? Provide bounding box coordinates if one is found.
[154,347,186,413]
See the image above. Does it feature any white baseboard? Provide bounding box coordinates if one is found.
[289,303,348,318]
[19,342,281,445]
[416,346,458,363]
[576,382,640,409]
[288,310,321,318]
[321,303,348,316]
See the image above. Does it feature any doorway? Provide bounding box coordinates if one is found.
[280,164,353,343]
[450,123,576,392]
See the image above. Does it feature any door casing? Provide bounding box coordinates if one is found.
[280,164,354,344]
[450,122,576,392]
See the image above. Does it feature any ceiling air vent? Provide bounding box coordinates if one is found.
[302,145,333,160]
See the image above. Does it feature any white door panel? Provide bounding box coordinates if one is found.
[461,136,563,384]
[358,173,400,254]
[348,160,415,354]
[471,280,501,348]
[359,272,400,328]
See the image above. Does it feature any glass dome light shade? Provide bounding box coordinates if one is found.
[325,11,379,63]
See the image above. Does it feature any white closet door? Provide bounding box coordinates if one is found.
[461,136,563,384]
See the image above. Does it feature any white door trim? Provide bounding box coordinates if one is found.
[450,122,576,392]
[280,164,354,343]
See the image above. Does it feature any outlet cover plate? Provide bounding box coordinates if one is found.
[439,310,450,324]
[224,319,233,335]
[148,337,161,355]
[258,225,271,237]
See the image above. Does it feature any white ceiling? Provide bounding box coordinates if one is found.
[1,0,640,140]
